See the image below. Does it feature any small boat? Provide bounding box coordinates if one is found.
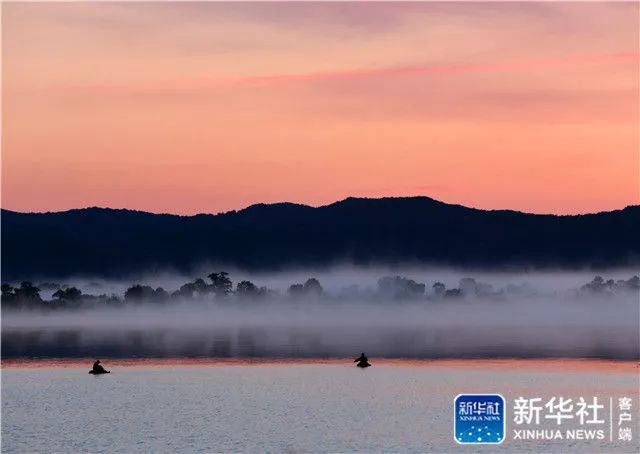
[354,353,372,368]
[89,359,110,374]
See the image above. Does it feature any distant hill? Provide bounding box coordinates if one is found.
[2,196,639,279]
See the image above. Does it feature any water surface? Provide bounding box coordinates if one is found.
[2,360,638,453]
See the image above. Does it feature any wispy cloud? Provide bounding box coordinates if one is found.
[225,52,638,87]
[69,52,638,95]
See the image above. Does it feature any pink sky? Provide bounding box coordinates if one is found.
[2,2,639,215]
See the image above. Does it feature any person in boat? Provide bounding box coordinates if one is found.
[354,353,371,367]
[91,360,108,374]
[354,353,367,363]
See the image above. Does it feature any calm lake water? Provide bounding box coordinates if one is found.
[2,360,638,453]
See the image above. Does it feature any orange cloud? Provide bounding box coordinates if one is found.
[68,52,639,94]
[225,52,639,86]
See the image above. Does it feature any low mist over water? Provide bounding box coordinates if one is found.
[3,268,638,359]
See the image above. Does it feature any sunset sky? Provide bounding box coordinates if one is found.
[2,2,638,215]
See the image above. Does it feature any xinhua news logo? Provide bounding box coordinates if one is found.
[454,394,505,444]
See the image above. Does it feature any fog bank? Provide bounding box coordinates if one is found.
[3,268,638,359]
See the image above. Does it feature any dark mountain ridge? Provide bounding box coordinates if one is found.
[2,196,639,279]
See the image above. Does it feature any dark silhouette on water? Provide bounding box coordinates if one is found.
[354,353,371,368]
[89,359,110,375]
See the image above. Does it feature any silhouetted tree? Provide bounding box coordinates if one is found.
[154,287,169,302]
[236,280,268,299]
[287,278,324,298]
[377,276,425,300]
[52,287,82,301]
[14,281,42,305]
[582,275,639,294]
[237,280,257,295]
[170,277,219,300]
[444,288,462,298]
[1,284,16,306]
[581,276,612,294]
[124,284,160,302]
[288,283,305,297]
[617,275,640,292]
[303,278,323,296]
[458,278,494,297]
[208,272,232,297]
[2,283,15,296]
[432,282,446,297]
[173,282,197,299]
[193,278,209,293]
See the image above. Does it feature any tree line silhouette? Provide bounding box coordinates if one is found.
[1,272,638,310]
